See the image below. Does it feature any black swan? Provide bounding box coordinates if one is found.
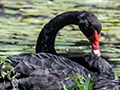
[0,11,120,90]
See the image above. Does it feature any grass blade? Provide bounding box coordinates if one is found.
[83,74,91,90]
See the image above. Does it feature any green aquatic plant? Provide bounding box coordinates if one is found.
[0,57,19,90]
[62,73,94,90]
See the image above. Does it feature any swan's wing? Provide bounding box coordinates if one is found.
[17,67,77,90]
[8,52,93,90]
[69,53,115,80]
[93,79,120,90]
[8,52,115,80]
[8,53,92,78]
[83,53,115,80]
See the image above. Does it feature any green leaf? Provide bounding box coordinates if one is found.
[7,71,12,80]
[83,74,91,90]
[1,71,7,78]
[65,77,75,81]
[76,73,86,84]
[62,73,94,90]
[75,78,83,90]
[89,82,94,90]
[0,59,4,64]
[5,64,14,70]
[89,76,95,90]
[4,59,11,63]
[61,82,68,90]
[68,85,77,90]
[12,77,19,89]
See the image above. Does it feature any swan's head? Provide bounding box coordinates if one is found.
[89,29,101,57]
[78,11,101,57]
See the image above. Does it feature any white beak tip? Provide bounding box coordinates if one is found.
[93,50,101,57]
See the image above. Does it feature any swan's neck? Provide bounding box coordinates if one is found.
[36,11,81,54]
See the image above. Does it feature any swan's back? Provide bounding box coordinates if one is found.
[8,53,92,78]
[8,53,92,90]
[5,53,119,90]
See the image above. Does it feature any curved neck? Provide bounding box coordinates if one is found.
[36,11,82,54]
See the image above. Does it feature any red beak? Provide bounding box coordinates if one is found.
[89,29,101,56]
